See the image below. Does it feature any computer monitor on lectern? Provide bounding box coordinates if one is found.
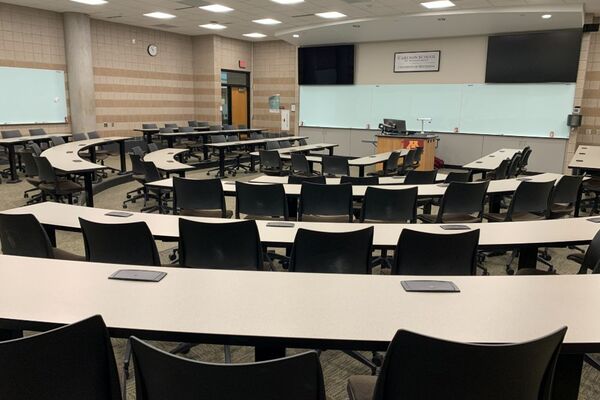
[383,119,406,134]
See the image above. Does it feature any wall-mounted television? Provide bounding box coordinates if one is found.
[485,29,582,83]
[298,45,355,85]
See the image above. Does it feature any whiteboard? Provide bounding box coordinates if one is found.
[0,66,68,125]
[299,83,575,138]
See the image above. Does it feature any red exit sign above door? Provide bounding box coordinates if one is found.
[239,60,247,69]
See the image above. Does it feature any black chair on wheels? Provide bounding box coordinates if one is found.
[506,152,523,178]
[547,175,584,219]
[347,327,567,400]
[21,150,43,203]
[485,158,510,180]
[173,177,232,218]
[369,152,401,177]
[0,213,84,261]
[289,175,326,185]
[0,315,122,400]
[130,337,326,400]
[360,187,417,223]
[34,155,84,204]
[322,155,350,177]
[398,149,416,175]
[259,150,287,176]
[341,176,379,185]
[403,169,437,185]
[517,146,532,175]
[566,229,600,275]
[392,229,480,276]
[235,182,287,220]
[291,153,315,176]
[419,181,489,224]
[444,170,471,183]
[298,182,353,222]
[79,218,161,266]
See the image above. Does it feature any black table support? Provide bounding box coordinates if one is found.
[4,144,20,183]
[118,141,126,174]
[83,172,95,207]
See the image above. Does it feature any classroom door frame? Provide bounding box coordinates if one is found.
[221,69,251,128]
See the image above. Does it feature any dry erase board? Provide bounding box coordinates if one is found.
[0,66,68,125]
[299,83,575,138]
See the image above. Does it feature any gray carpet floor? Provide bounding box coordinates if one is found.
[0,156,599,399]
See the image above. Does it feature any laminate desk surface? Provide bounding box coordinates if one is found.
[348,150,409,166]
[6,201,598,249]
[463,148,521,171]
[206,136,308,149]
[250,173,449,185]
[0,254,599,351]
[569,145,600,171]
[41,137,129,173]
[143,148,194,173]
[249,143,338,157]
[0,133,71,144]
[157,128,263,139]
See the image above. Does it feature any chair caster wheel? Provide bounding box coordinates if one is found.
[506,267,514,275]
[122,205,127,209]
[541,254,552,261]
[126,195,131,199]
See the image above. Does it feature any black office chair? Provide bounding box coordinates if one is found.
[130,337,325,400]
[209,125,222,131]
[266,141,281,150]
[398,149,416,175]
[0,315,121,400]
[259,150,287,176]
[21,150,42,203]
[0,213,84,261]
[347,327,567,400]
[485,158,510,180]
[188,120,198,127]
[419,181,489,224]
[289,175,326,185]
[223,124,234,130]
[250,132,265,140]
[290,153,315,176]
[28,128,46,136]
[173,177,232,218]
[567,229,600,274]
[1,130,24,174]
[360,187,417,223]
[142,123,158,130]
[403,169,437,185]
[322,155,350,176]
[79,218,161,266]
[235,182,287,220]
[369,152,400,177]
[444,170,471,183]
[72,132,88,141]
[165,123,178,130]
[411,147,423,169]
[34,155,84,204]
[140,161,166,213]
[50,136,66,146]
[484,180,555,222]
[299,182,353,222]
[341,176,379,185]
[123,153,149,209]
[517,146,532,175]
[547,175,583,218]
[392,229,480,275]
[507,152,523,178]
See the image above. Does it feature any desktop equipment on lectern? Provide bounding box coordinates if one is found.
[381,119,407,134]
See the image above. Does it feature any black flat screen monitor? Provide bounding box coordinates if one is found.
[383,119,407,134]
[298,45,355,85]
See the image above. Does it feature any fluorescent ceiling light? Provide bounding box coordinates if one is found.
[542,14,552,19]
[315,11,346,19]
[71,0,108,4]
[292,34,300,38]
[253,18,282,25]
[271,0,304,4]
[200,4,234,13]
[143,12,176,19]
[243,33,267,38]
[421,1,455,9]
[199,23,227,30]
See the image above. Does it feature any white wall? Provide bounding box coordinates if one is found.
[355,36,488,84]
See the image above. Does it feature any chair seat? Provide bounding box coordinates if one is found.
[484,212,546,222]
[26,177,42,186]
[39,180,83,195]
[548,204,574,219]
[567,253,584,265]
[52,247,86,261]
[515,268,556,275]
[262,168,289,176]
[301,214,352,223]
[347,375,376,400]
[180,209,233,218]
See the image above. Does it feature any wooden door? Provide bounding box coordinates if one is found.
[231,87,248,128]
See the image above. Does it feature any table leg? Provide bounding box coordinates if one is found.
[202,135,209,160]
[167,137,174,148]
[359,166,365,177]
[517,246,538,270]
[218,148,225,177]
[552,354,583,400]
[488,193,502,213]
[89,147,97,164]
[249,144,256,172]
[6,145,20,183]
[84,172,94,207]
[145,132,153,144]
[328,147,334,155]
[118,141,126,174]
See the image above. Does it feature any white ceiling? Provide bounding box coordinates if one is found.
[1,0,595,43]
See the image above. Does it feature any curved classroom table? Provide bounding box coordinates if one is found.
[143,148,194,177]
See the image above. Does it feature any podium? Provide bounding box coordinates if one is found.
[376,134,437,170]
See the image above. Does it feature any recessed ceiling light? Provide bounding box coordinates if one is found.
[292,34,300,38]
[243,33,267,38]
[199,23,227,30]
[71,0,107,4]
[253,18,282,25]
[420,1,455,9]
[271,0,304,4]
[542,14,552,19]
[143,12,176,19]
[315,11,347,19]
[200,4,234,13]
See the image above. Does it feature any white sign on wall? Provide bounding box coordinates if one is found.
[394,51,441,73]
[281,109,290,131]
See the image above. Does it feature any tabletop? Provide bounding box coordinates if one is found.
[40,136,129,173]
[463,148,521,171]
[143,148,194,172]
[569,145,600,171]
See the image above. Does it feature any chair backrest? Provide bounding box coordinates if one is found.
[0,213,54,258]
[520,147,533,170]
[437,181,490,222]
[413,147,423,163]
[508,180,555,219]
[322,155,350,176]
[403,170,437,185]
[130,337,325,400]
[266,141,281,150]
[290,227,374,274]
[165,123,178,129]
[299,183,353,221]
[340,176,379,185]
[299,138,308,145]
[188,120,198,127]
[372,328,567,400]
[179,126,195,133]
[178,219,262,270]
[1,130,21,138]
[383,152,400,174]
[279,140,292,148]
[87,131,100,139]
[131,146,145,157]
[235,182,287,219]
[400,149,416,172]
[507,152,522,178]
[21,151,39,177]
[551,175,583,205]
[492,158,511,180]
[147,143,159,153]
[129,153,146,176]
[291,153,311,175]
[579,229,600,273]
[227,133,240,142]
[289,175,326,185]
[392,229,480,275]
[173,177,228,217]
[28,128,46,136]
[361,186,418,223]
[259,150,282,171]
[79,218,161,266]
[444,171,471,183]
[51,136,66,146]
[210,134,227,144]
[250,132,265,140]
[223,124,234,130]
[209,125,222,131]
[197,121,209,127]
[34,155,57,182]
[29,142,42,156]
[142,161,162,182]
[238,124,248,129]
[0,315,121,400]
[159,127,175,133]
[72,132,88,141]
[142,123,158,129]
